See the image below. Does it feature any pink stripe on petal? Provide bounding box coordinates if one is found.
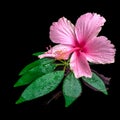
[75,13,106,45]
[70,52,92,78]
[50,17,76,46]
[84,36,116,64]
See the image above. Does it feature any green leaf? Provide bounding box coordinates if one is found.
[16,71,64,104]
[19,58,55,75]
[32,51,45,56]
[82,72,108,95]
[14,62,57,87]
[63,72,82,107]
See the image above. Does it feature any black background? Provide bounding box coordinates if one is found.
[1,0,120,118]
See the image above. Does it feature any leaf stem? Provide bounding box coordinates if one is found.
[56,63,64,67]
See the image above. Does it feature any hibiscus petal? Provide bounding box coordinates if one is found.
[70,52,92,78]
[50,17,76,46]
[38,44,73,60]
[84,36,116,64]
[75,13,106,45]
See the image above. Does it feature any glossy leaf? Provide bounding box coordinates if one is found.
[16,71,64,104]
[92,69,111,85]
[32,51,44,56]
[19,58,55,75]
[82,72,108,95]
[14,63,57,87]
[63,72,82,107]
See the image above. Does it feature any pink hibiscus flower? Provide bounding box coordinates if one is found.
[38,13,116,78]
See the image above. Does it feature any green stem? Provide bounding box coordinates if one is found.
[63,65,66,72]
[56,59,70,72]
[56,63,64,67]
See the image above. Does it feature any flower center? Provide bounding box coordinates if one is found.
[54,47,82,60]
[73,47,81,51]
